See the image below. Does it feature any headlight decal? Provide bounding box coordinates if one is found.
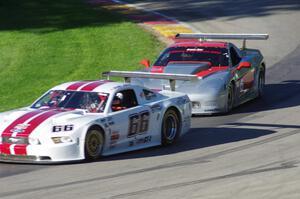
[51,136,73,144]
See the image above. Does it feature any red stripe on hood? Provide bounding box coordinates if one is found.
[1,110,43,137]
[66,81,89,91]
[196,66,229,77]
[1,110,64,155]
[17,110,62,138]
[80,80,111,91]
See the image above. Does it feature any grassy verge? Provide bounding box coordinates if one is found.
[0,0,163,111]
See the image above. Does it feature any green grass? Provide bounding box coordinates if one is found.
[0,0,163,111]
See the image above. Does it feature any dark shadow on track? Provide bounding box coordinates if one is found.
[229,80,300,115]
[0,0,127,33]
[126,0,300,22]
[2,124,300,197]
[102,126,276,161]
[0,163,48,178]
[2,122,299,178]
[0,127,274,178]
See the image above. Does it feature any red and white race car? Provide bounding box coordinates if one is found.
[0,77,192,163]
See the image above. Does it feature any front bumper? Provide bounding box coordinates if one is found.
[189,92,227,115]
[0,142,83,164]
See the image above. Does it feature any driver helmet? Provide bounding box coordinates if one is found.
[113,93,123,105]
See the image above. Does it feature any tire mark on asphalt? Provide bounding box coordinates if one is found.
[108,160,298,199]
[1,129,299,197]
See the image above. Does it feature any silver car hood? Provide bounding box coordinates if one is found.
[164,63,210,74]
[132,69,231,94]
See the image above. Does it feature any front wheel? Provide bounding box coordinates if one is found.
[161,109,180,146]
[84,128,104,161]
[225,83,234,113]
[257,71,265,98]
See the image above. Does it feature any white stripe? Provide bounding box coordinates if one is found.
[9,144,16,155]
[11,110,52,137]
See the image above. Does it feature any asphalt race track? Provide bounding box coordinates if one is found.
[1,0,300,198]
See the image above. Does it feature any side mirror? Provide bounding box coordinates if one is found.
[140,59,150,68]
[237,61,251,70]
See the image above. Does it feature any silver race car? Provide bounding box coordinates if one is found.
[133,33,269,114]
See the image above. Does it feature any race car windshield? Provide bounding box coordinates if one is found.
[154,47,229,66]
[31,90,109,113]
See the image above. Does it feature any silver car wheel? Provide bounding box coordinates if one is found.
[162,109,180,145]
[85,129,104,161]
[226,83,234,113]
[258,72,265,97]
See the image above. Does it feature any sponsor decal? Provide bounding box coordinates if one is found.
[8,137,23,144]
[129,136,152,147]
[100,119,106,123]
[108,121,115,126]
[10,124,31,134]
[109,131,120,148]
[107,117,115,126]
[110,131,120,141]
[150,104,162,113]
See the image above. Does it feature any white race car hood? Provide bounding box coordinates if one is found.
[0,108,98,138]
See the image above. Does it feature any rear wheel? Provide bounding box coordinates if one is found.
[84,128,104,161]
[161,109,180,146]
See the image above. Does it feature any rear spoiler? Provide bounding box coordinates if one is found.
[102,71,198,91]
[175,33,269,49]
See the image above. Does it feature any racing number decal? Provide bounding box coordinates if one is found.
[52,125,74,132]
[139,111,150,133]
[128,114,139,136]
[128,111,150,137]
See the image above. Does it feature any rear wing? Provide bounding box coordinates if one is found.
[175,33,269,49]
[102,71,198,91]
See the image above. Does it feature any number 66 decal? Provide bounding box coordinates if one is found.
[128,111,150,137]
[52,124,74,132]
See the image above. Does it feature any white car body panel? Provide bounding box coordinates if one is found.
[0,80,191,163]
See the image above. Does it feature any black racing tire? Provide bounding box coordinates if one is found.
[257,71,265,98]
[84,128,104,161]
[161,109,180,146]
[225,83,235,113]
